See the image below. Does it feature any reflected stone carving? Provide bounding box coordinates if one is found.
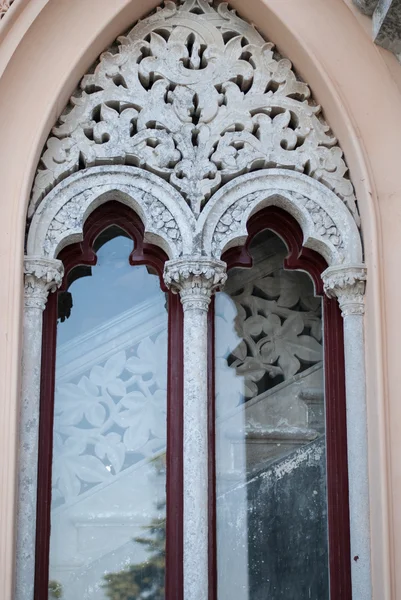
[53,330,167,506]
[164,257,227,311]
[30,0,358,223]
[217,269,323,403]
[322,264,367,316]
[24,257,64,310]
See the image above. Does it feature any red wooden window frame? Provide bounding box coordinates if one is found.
[209,206,352,600]
[34,201,183,600]
[35,201,351,600]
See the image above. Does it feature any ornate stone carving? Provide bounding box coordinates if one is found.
[35,170,185,259]
[164,257,227,311]
[322,264,367,316]
[209,185,346,261]
[30,0,359,224]
[0,0,14,19]
[294,193,343,249]
[24,257,64,310]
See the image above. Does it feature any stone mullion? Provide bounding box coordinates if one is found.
[322,264,372,600]
[164,257,227,600]
[16,257,63,600]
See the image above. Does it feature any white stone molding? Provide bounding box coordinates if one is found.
[20,2,371,600]
[164,257,226,600]
[17,257,63,600]
[29,0,359,224]
[26,166,195,260]
[322,263,371,600]
[199,169,362,266]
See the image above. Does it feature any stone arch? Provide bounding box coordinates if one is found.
[26,165,195,260]
[29,0,359,227]
[7,1,394,600]
[198,169,362,265]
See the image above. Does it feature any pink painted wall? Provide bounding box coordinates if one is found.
[0,0,399,598]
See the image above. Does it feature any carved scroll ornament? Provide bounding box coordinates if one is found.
[29,0,359,225]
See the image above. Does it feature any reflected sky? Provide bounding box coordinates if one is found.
[58,236,163,344]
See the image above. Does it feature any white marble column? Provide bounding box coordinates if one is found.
[322,264,371,600]
[16,257,63,600]
[164,257,227,600]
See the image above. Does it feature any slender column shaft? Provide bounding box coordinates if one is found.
[16,258,63,600]
[182,300,209,600]
[342,313,372,600]
[323,264,371,600]
[164,257,226,600]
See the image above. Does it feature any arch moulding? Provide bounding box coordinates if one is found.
[20,5,370,600]
[0,0,396,599]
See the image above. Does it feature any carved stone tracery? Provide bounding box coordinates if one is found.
[20,4,371,600]
[30,0,359,225]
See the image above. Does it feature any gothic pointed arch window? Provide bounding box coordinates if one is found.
[20,3,370,600]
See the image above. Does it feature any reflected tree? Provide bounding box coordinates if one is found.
[103,503,166,600]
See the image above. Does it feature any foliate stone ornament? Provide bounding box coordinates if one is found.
[164,257,227,311]
[0,0,14,19]
[42,183,183,258]
[30,0,359,225]
[24,257,64,310]
[208,183,347,263]
[322,264,367,316]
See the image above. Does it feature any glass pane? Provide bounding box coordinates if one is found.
[49,230,167,600]
[215,230,329,600]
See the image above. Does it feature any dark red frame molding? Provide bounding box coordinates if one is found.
[212,206,352,600]
[35,201,350,600]
[35,202,183,600]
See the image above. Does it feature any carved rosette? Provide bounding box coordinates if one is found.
[24,257,64,311]
[164,257,227,311]
[322,264,367,316]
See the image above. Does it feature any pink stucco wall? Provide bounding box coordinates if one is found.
[0,0,399,598]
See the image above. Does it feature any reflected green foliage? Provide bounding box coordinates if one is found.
[103,507,166,600]
[48,580,63,598]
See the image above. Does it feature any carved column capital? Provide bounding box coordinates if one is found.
[164,257,227,312]
[24,256,64,311]
[322,264,367,317]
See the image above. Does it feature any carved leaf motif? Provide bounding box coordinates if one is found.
[215,266,323,411]
[52,331,167,505]
[30,0,359,225]
[258,313,322,379]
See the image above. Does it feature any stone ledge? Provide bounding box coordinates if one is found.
[354,0,401,57]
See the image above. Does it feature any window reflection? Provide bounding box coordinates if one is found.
[215,230,329,600]
[49,230,167,600]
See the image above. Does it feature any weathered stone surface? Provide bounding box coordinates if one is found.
[29,0,359,223]
[20,3,371,600]
[354,0,401,57]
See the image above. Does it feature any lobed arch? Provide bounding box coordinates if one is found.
[21,2,371,599]
[26,166,195,260]
[23,162,369,600]
[197,169,363,265]
[0,1,395,600]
